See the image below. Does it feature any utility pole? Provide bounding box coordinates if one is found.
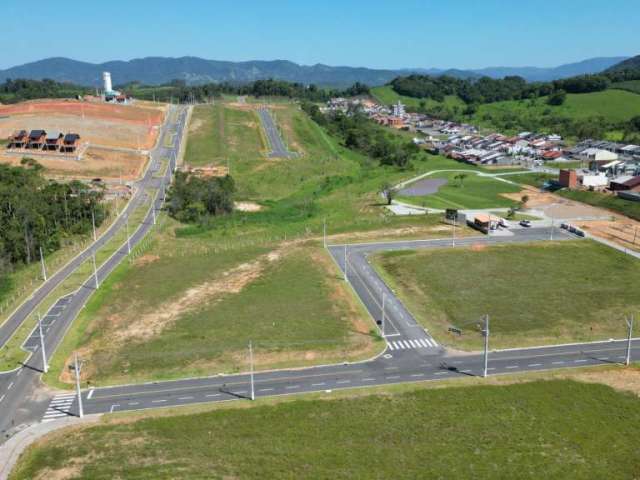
[125,216,131,254]
[152,203,157,225]
[249,341,255,401]
[39,246,47,281]
[92,252,99,289]
[626,315,634,366]
[91,210,97,242]
[344,245,348,282]
[37,312,48,373]
[73,353,84,418]
[482,314,490,378]
[550,216,554,241]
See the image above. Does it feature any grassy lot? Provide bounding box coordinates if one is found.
[512,172,557,189]
[11,378,640,479]
[397,172,521,209]
[372,240,640,350]
[473,89,640,126]
[545,160,585,169]
[557,189,640,221]
[44,216,382,387]
[370,85,464,110]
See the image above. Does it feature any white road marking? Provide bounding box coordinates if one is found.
[386,375,400,380]
[434,372,447,375]
[552,361,565,365]
[362,378,376,381]
[574,359,588,363]
[311,383,326,387]
[87,388,95,400]
[528,363,543,367]
[411,373,424,377]
[110,404,120,413]
[43,412,68,419]
[336,380,351,384]
[205,394,221,398]
[178,396,194,400]
[259,388,274,392]
[152,399,167,403]
[285,385,300,389]
[0,395,4,403]
[387,342,395,350]
[7,382,13,390]
[505,365,518,369]
[128,402,140,406]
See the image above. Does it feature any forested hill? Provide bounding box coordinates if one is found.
[607,55,640,72]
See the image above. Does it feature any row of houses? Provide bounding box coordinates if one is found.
[428,131,564,167]
[7,130,81,153]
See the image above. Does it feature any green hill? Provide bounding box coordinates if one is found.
[612,79,640,95]
[370,85,464,110]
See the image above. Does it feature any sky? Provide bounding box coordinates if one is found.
[1,0,639,70]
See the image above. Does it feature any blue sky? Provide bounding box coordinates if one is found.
[1,0,638,70]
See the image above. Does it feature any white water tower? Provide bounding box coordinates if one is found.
[103,72,113,93]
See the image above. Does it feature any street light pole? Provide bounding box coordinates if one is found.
[452,216,456,247]
[73,352,84,418]
[626,315,634,367]
[483,314,490,378]
[550,217,554,241]
[323,218,327,249]
[381,292,386,337]
[92,252,99,289]
[152,203,157,225]
[344,245,348,282]
[37,312,48,373]
[249,341,255,401]
[125,216,131,254]
[39,246,47,282]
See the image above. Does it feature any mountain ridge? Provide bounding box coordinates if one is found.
[0,56,631,88]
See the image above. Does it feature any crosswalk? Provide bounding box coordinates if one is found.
[42,393,76,422]
[387,338,438,351]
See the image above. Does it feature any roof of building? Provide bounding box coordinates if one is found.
[64,133,81,142]
[29,130,46,139]
[46,131,63,140]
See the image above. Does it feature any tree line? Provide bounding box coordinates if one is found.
[0,159,106,276]
[390,73,613,106]
[0,79,89,104]
[125,79,370,104]
[302,102,419,168]
[166,171,235,224]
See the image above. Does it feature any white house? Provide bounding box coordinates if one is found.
[578,148,619,162]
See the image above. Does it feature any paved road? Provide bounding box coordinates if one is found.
[257,108,295,158]
[22,227,639,420]
[0,105,189,442]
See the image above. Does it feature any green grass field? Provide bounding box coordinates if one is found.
[11,379,640,479]
[471,89,640,134]
[557,189,640,221]
[370,85,464,110]
[44,217,381,387]
[397,172,521,209]
[511,171,557,189]
[373,240,640,350]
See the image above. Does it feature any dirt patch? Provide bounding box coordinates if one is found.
[111,248,286,344]
[571,367,640,396]
[189,117,204,134]
[235,201,262,212]
[33,465,82,480]
[134,254,160,267]
[470,244,488,252]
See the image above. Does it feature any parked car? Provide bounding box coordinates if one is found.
[519,220,532,227]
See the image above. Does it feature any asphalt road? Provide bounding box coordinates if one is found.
[23,226,640,420]
[257,108,295,158]
[0,105,189,442]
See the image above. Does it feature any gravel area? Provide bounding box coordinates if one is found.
[399,178,447,197]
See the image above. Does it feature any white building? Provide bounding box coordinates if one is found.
[392,101,405,117]
[578,148,618,162]
[580,172,609,188]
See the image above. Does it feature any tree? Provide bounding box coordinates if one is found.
[454,173,468,187]
[380,182,398,206]
[547,89,567,106]
[520,195,530,208]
